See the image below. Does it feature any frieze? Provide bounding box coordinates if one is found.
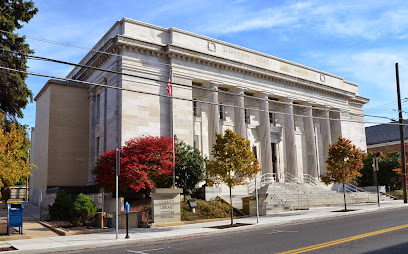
[78,38,355,101]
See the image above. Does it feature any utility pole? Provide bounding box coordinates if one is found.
[396,62,407,203]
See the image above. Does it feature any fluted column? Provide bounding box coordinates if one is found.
[208,84,219,155]
[234,88,246,138]
[303,104,318,178]
[258,94,273,179]
[88,89,96,185]
[283,98,298,177]
[321,108,332,176]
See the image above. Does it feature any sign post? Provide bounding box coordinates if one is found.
[372,157,380,207]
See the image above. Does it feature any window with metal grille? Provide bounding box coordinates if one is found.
[245,108,250,124]
[219,105,224,120]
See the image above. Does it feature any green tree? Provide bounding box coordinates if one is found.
[358,151,401,191]
[175,139,206,196]
[321,136,364,211]
[71,193,97,227]
[206,129,261,225]
[49,190,73,221]
[0,113,35,187]
[0,0,38,119]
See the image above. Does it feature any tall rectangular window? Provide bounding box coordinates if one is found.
[193,100,198,117]
[96,94,101,121]
[252,146,257,159]
[245,109,250,124]
[269,112,275,126]
[219,105,224,120]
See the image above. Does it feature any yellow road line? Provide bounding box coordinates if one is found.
[277,224,408,254]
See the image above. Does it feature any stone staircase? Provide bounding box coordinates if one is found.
[261,182,395,213]
[215,173,395,214]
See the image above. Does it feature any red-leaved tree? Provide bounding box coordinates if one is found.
[93,136,173,193]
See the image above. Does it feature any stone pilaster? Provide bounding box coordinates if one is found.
[303,104,318,178]
[320,108,332,176]
[283,98,298,177]
[234,88,246,138]
[258,94,273,179]
[208,84,219,155]
[88,88,96,185]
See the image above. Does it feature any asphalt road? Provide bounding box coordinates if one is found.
[66,207,408,254]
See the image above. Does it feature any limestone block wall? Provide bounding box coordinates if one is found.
[31,84,51,205]
[47,83,89,186]
[31,81,89,204]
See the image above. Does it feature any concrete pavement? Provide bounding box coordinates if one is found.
[0,200,406,253]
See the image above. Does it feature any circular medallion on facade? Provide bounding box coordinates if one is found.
[207,42,216,52]
[320,73,326,82]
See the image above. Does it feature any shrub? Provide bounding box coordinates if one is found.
[71,193,97,227]
[49,190,73,221]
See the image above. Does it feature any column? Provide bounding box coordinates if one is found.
[88,88,96,185]
[208,84,219,155]
[303,104,318,178]
[283,98,298,177]
[320,108,332,176]
[258,94,273,179]
[234,88,246,138]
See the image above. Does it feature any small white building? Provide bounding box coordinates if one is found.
[31,18,368,203]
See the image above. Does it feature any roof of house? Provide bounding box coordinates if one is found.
[366,120,408,145]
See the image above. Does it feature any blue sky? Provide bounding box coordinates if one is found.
[15,0,408,128]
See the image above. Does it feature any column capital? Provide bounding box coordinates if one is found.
[231,87,245,96]
[281,96,295,104]
[255,92,269,100]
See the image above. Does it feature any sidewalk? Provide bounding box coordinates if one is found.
[0,202,59,241]
[0,200,406,253]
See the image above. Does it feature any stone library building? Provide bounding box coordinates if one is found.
[31,18,368,203]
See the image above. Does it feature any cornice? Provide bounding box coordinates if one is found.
[76,35,368,103]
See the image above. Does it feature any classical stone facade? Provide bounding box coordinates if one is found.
[32,18,368,201]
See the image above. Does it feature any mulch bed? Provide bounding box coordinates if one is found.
[46,220,97,230]
[332,209,356,212]
[0,247,17,252]
[207,223,251,229]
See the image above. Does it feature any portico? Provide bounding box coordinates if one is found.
[31,18,369,204]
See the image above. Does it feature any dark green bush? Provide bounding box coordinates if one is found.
[49,190,73,220]
[71,193,97,227]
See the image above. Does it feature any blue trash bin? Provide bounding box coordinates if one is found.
[8,203,23,235]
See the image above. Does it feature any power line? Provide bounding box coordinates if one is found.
[1,47,391,122]
[0,31,388,122]
[0,65,404,126]
[0,28,172,68]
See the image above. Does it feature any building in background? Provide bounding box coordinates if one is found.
[31,18,368,203]
[365,121,408,153]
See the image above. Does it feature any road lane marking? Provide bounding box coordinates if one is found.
[267,230,298,234]
[276,223,408,254]
[127,247,165,253]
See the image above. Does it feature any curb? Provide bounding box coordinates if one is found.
[4,202,408,254]
[38,221,109,236]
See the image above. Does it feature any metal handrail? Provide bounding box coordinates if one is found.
[280,172,301,183]
[302,174,319,186]
[247,173,276,193]
[338,183,371,202]
[267,182,309,210]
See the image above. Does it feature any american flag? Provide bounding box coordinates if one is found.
[166,71,172,96]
